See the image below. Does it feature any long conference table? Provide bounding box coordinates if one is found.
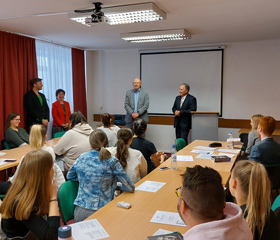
[85,140,240,239]
[0,138,59,173]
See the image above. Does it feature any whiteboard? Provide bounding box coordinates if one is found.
[140,50,223,115]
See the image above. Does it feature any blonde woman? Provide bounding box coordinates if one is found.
[245,114,263,154]
[229,160,279,239]
[0,150,60,239]
[10,125,65,188]
[107,128,147,184]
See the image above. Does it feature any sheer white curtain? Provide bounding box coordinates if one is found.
[36,40,74,139]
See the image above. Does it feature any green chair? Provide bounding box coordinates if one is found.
[176,138,186,151]
[54,131,66,138]
[57,180,79,225]
[4,141,11,150]
[272,195,280,211]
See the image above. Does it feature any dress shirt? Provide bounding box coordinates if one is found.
[134,89,140,113]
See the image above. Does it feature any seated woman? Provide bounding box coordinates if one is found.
[67,129,135,222]
[4,112,29,148]
[53,111,93,173]
[0,150,60,239]
[245,114,263,155]
[130,119,166,173]
[229,160,280,240]
[107,128,147,183]
[2,125,65,195]
[97,113,120,147]
[52,89,71,138]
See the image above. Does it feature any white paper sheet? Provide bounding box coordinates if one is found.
[153,229,173,236]
[150,211,186,227]
[0,152,7,156]
[194,146,216,150]
[70,219,109,240]
[191,150,214,154]
[195,154,213,160]
[136,181,166,192]
[218,153,235,158]
[0,158,16,164]
[217,149,240,154]
[176,155,193,161]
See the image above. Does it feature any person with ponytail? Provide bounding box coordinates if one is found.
[130,119,166,173]
[10,124,65,189]
[97,113,120,147]
[107,128,147,183]
[229,160,279,239]
[67,129,135,222]
[0,150,60,239]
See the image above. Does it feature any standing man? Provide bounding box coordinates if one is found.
[172,83,197,144]
[24,78,49,131]
[124,78,149,130]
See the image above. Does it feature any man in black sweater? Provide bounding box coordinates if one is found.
[24,78,49,131]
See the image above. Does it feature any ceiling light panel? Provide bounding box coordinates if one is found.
[121,29,191,43]
[103,3,166,25]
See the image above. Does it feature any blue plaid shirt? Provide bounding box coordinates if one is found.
[67,150,135,210]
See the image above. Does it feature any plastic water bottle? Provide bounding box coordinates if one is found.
[58,226,72,240]
[228,133,234,149]
[171,144,177,170]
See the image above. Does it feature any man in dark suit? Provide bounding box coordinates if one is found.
[24,78,49,131]
[124,78,149,130]
[249,116,280,165]
[172,83,197,144]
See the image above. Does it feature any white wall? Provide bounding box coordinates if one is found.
[86,39,280,151]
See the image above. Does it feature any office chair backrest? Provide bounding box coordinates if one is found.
[57,180,79,224]
[4,141,11,150]
[176,138,187,151]
[54,131,66,138]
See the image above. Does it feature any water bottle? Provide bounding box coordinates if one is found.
[58,226,72,240]
[171,144,177,170]
[228,133,234,149]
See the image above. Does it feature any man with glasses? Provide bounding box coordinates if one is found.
[176,165,252,239]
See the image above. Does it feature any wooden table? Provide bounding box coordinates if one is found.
[85,140,239,239]
[0,138,60,172]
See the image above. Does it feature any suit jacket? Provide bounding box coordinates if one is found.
[52,100,71,127]
[124,88,149,124]
[249,137,280,165]
[172,94,197,129]
[24,90,49,129]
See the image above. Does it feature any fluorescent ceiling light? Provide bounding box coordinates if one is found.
[103,3,166,25]
[121,29,191,43]
[68,2,166,27]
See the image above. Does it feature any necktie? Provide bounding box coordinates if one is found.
[180,97,184,108]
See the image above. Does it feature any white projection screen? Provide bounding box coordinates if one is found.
[140,50,223,115]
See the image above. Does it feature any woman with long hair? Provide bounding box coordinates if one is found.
[107,128,147,183]
[130,119,165,173]
[229,160,279,239]
[52,89,71,138]
[9,124,65,189]
[245,114,263,154]
[53,111,93,172]
[4,112,29,148]
[0,150,60,239]
[67,129,135,222]
[97,113,120,147]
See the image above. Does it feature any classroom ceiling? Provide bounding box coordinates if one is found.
[1,0,280,50]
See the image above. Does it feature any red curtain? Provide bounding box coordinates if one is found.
[72,48,87,119]
[0,31,37,140]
